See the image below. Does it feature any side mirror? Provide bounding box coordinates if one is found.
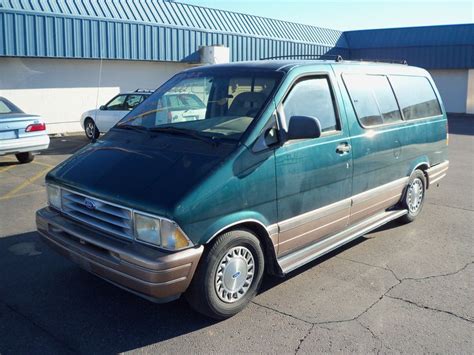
[99,105,106,110]
[264,127,279,146]
[287,115,322,140]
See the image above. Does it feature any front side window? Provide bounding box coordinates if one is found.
[106,95,127,110]
[282,77,338,133]
[343,74,402,127]
[389,75,442,120]
[118,70,282,141]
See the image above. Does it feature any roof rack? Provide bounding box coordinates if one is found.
[134,88,154,93]
[349,58,408,65]
[260,54,344,62]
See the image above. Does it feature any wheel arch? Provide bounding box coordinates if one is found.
[205,219,282,276]
[410,160,430,189]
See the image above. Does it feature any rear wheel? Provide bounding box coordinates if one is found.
[185,229,265,319]
[399,170,426,223]
[84,118,99,140]
[15,152,34,164]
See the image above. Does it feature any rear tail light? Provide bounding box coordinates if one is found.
[25,122,46,132]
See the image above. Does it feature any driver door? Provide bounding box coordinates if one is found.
[96,94,128,132]
[274,72,353,256]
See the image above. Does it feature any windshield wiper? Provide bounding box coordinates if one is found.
[149,126,218,146]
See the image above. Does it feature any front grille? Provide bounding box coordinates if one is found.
[61,189,133,240]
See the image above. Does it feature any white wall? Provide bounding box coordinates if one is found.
[0,58,191,134]
[467,69,474,114]
[429,69,468,114]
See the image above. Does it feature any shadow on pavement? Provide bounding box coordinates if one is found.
[0,231,216,353]
[40,135,90,156]
[0,229,374,353]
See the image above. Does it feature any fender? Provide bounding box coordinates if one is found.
[201,211,274,245]
[406,156,430,177]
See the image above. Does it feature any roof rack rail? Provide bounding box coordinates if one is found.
[351,58,408,65]
[260,54,344,62]
[134,88,154,93]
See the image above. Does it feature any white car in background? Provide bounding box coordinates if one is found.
[80,90,153,140]
[0,97,50,164]
[80,90,207,139]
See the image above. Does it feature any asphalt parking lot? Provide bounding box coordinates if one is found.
[0,115,472,354]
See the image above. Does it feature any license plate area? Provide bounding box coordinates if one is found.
[0,130,17,140]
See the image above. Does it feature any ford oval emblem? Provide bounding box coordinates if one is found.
[84,198,96,210]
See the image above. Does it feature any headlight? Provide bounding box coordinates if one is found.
[134,213,192,250]
[47,184,62,210]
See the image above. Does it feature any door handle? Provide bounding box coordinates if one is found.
[336,143,351,154]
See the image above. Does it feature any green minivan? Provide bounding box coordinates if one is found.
[36,60,449,319]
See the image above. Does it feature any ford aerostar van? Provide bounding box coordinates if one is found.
[36,60,449,319]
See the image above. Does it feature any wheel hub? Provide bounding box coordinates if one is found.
[215,246,254,303]
[407,178,423,213]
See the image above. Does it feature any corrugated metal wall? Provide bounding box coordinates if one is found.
[345,24,474,69]
[1,0,347,47]
[0,0,348,62]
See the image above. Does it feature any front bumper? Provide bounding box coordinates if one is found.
[0,134,50,155]
[36,207,203,302]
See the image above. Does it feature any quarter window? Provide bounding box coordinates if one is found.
[343,74,402,127]
[282,77,338,133]
[389,75,442,120]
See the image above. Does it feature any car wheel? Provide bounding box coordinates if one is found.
[399,169,426,223]
[185,229,265,319]
[15,152,34,164]
[84,118,99,140]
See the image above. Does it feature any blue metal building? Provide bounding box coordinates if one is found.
[345,24,474,69]
[0,0,349,61]
[0,0,472,133]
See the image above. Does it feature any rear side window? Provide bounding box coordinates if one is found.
[343,74,402,127]
[389,76,442,120]
[283,77,338,133]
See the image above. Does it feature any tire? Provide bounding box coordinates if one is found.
[15,152,34,164]
[185,229,265,320]
[399,169,426,224]
[84,118,100,140]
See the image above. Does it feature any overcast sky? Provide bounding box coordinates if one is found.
[181,0,473,31]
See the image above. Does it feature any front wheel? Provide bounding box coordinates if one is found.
[399,170,426,223]
[84,118,99,140]
[185,229,265,319]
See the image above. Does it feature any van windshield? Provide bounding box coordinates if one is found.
[117,70,282,141]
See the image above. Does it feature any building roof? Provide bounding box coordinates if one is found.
[0,1,472,69]
[345,24,474,48]
[0,0,347,47]
[345,24,474,69]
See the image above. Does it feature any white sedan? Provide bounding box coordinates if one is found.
[0,97,50,163]
[80,90,152,140]
[80,91,207,139]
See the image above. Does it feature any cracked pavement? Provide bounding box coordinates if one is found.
[0,116,472,353]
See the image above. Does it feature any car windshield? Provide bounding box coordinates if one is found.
[117,70,282,141]
[0,97,24,115]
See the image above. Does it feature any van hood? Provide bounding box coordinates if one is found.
[46,129,237,218]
